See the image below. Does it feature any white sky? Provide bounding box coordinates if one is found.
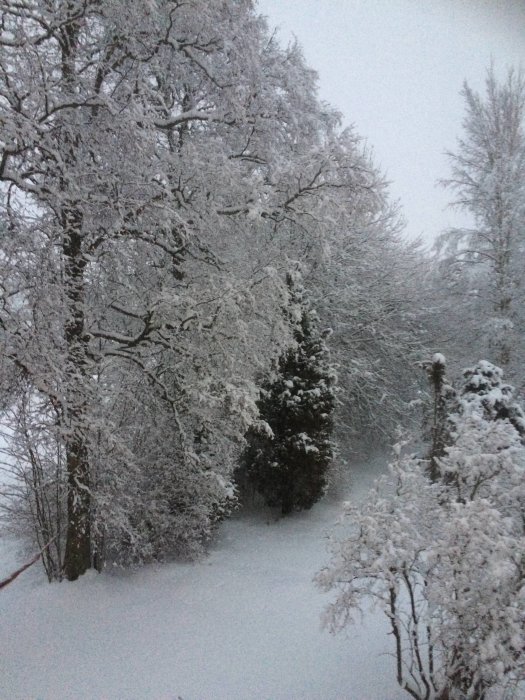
[256,0,525,244]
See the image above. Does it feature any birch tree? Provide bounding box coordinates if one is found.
[438,67,525,380]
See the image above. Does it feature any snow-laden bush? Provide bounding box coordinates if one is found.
[318,361,525,699]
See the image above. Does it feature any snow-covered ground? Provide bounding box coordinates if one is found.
[0,455,404,700]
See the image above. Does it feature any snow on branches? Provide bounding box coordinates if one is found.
[318,360,525,700]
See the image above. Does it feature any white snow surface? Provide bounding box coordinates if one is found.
[0,455,404,700]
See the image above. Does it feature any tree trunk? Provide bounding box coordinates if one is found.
[281,486,294,515]
[64,437,91,580]
[62,217,92,581]
[56,14,93,581]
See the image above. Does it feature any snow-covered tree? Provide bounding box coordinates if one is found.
[0,0,261,578]
[306,135,429,447]
[0,0,338,578]
[458,360,525,437]
[437,67,525,382]
[318,361,525,699]
[422,353,456,482]
[240,273,336,515]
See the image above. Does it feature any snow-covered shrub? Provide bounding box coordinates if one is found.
[457,360,525,438]
[0,390,66,582]
[318,362,525,699]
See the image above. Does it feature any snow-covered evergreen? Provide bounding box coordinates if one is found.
[240,273,337,514]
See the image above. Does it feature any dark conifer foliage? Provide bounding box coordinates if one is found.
[242,274,336,515]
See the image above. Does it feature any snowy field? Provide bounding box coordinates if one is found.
[0,456,406,700]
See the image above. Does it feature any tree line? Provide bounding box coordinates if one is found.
[0,0,421,580]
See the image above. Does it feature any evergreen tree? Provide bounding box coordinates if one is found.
[457,360,525,438]
[242,274,336,515]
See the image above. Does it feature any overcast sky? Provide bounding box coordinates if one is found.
[256,0,525,245]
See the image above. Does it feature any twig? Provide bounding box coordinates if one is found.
[0,536,56,590]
